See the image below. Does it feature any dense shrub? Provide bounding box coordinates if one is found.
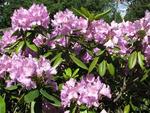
[0,3,149,113]
[0,0,115,29]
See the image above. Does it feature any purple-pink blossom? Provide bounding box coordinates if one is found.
[11,4,49,30]
[61,74,111,108]
[0,30,17,50]
[0,54,57,89]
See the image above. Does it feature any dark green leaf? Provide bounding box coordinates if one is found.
[24,90,39,103]
[88,57,99,73]
[98,60,106,77]
[107,63,115,76]
[124,104,130,113]
[0,96,6,113]
[70,54,88,70]
[40,89,61,107]
[128,51,137,69]
[16,41,25,53]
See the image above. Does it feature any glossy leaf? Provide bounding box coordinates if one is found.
[0,96,6,113]
[88,57,99,73]
[98,60,106,77]
[128,51,137,69]
[70,54,88,70]
[24,90,39,103]
[40,89,61,107]
[107,63,115,76]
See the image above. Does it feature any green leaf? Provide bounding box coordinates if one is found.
[72,7,87,19]
[70,54,88,70]
[80,110,88,113]
[94,9,111,20]
[0,96,6,113]
[140,70,150,82]
[96,49,105,56]
[98,60,106,77]
[43,51,52,58]
[26,41,38,52]
[128,51,137,69]
[15,41,25,53]
[65,68,72,77]
[107,63,115,76]
[40,89,61,107]
[53,57,63,68]
[137,51,145,69]
[72,68,79,78]
[88,57,99,73]
[88,111,96,113]
[31,101,35,113]
[51,52,62,62]
[80,7,91,18]
[5,85,18,91]
[124,104,130,113]
[24,90,39,103]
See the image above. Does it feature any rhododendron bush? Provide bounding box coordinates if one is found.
[0,4,150,113]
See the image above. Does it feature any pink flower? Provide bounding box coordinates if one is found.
[29,4,49,28]
[61,74,111,108]
[0,30,17,49]
[11,4,49,30]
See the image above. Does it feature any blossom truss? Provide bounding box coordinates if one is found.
[11,4,50,31]
[0,54,57,89]
[50,9,150,63]
[61,74,111,108]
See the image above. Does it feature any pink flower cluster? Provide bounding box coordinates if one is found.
[0,30,17,50]
[51,10,150,61]
[11,4,49,30]
[61,74,111,108]
[0,54,57,89]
